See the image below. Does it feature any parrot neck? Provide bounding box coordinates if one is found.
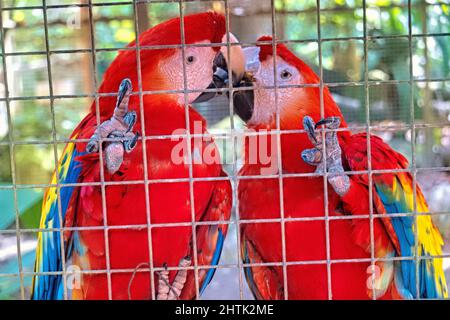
[243,127,317,174]
[244,93,350,175]
[243,126,350,175]
[140,95,208,136]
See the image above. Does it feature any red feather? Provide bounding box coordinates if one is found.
[239,37,406,299]
[57,12,231,300]
[240,37,447,299]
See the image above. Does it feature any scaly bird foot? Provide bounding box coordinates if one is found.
[156,256,191,300]
[301,116,350,197]
[86,78,139,174]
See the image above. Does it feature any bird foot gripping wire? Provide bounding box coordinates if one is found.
[156,256,191,300]
[86,78,139,174]
[301,116,350,197]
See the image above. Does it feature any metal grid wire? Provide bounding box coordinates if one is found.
[0,0,449,300]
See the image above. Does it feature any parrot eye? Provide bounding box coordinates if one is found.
[280,69,292,80]
[186,55,196,65]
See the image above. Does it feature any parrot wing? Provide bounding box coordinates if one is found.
[341,132,448,299]
[31,115,94,300]
[180,171,232,299]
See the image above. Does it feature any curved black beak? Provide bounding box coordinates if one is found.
[192,35,257,123]
[193,51,255,122]
[193,51,241,104]
[233,73,254,122]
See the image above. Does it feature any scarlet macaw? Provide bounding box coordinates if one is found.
[31,12,246,300]
[233,36,448,299]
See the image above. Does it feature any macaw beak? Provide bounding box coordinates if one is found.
[193,33,246,103]
[232,46,260,122]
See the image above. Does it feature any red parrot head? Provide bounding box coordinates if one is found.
[97,12,245,114]
[234,35,344,130]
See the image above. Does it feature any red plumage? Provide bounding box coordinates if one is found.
[57,12,231,299]
[239,37,446,299]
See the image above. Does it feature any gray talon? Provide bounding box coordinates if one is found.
[156,257,191,300]
[315,116,341,130]
[86,140,99,153]
[123,111,137,132]
[124,132,139,153]
[303,116,318,144]
[116,79,133,109]
[301,148,322,166]
[301,116,349,196]
[86,78,138,175]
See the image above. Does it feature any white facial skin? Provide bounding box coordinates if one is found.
[159,40,216,105]
[249,56,303,126]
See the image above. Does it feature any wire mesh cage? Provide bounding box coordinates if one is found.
[0,0,449,300]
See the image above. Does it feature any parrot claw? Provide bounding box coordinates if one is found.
[301,148,323,167]
[303,116,318,144]
[124,132,140,153]
[301,116,350,196]
[156,257,191,300]
[314,116,341,130]
[116,78,132,107]
[123,111,137,132]
[86,78,139,175]
[86,139,99,154]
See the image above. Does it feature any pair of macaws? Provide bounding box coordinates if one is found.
[31,12,447,300]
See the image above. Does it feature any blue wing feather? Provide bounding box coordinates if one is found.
[199,228,224,294]
[31,140,85,300]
